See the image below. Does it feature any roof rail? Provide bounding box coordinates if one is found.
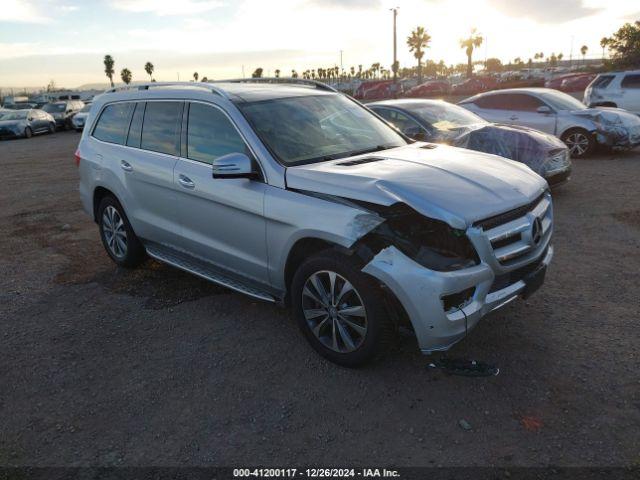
[104,81,228,98]
[215,77,338,93]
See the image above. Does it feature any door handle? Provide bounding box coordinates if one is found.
[178,174,195,189]
[120,160,133,172]
[509,115,519,121]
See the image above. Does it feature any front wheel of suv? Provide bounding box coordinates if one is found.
[291,251,394,367]
[97,196,146,268]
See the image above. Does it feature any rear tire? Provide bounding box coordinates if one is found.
[561,128,595,158]
[24,127,32,139]
[97,195,146,268]
[291,251,394,367]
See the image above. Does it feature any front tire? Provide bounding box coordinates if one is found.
[291,251,394,367]
[561,128,595,158]
[97,196,146,268]
[48,123,56,134]
[24,127,32,139]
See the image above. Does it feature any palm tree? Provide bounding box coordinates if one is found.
[459,28,483,78]
[600,37,608,59]
[120,68,132,85]
[291,69,298,78]
[144,62,154,81]
[103,55,115,88]
[406,26,431,84]
[371,62,381,79]
[275,69,280,78]
[193,72,199,82]
[580,45,588,64]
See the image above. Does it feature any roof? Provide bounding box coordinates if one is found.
[100,79,338,104]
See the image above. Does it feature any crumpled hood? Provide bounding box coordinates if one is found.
[286,143,547,230]
[572,107,640,146]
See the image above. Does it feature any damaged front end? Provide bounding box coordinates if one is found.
[576,108,640,148]
[348,197,553,354]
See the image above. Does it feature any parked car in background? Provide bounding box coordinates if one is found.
[545,73,587,90]
[72,102,92,131]
[354,80,394,100]
[403,80,450,98]
[3,102,37,110]
[43,100,84,130]
[0,109,55,139]
[459,88,640,158]
[78,80,553,366]
[451,76,498,96]
[369,99,571,186]
[559,73,596,93]
[584,70,640,115]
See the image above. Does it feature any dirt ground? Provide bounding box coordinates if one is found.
[0,131,638,468]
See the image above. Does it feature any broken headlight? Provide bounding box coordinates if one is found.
[356,203,479,272]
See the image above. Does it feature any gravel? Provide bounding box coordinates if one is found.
[0,131,638,467]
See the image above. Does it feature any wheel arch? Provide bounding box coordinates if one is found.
[92,186,120,222]
[283,237,345,306]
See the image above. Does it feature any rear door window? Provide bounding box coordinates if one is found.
[186,102,247,164]
[621,74,640,89]
[474,95,511,110]
[92,102,135,145]
[141,101,183,156]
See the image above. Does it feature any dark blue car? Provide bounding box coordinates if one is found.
[0,109,56,139]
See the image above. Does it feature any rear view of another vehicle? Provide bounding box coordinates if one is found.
[43,100,84,130]
[584,71,640,115]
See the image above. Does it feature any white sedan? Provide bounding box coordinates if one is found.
[459,88,640,158]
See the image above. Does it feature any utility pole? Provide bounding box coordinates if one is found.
[569,36,574,69]
[340,50,343,70]
[391,7,399,90]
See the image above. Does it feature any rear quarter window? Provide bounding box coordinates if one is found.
[92,102,135,145]
[592,75,614,89]
[621,74,640,89]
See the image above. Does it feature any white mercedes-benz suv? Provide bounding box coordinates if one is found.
[77,79,553,366]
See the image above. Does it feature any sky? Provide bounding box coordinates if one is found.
[0,0,638,89]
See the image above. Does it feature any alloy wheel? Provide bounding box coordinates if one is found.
[565,132,590,156]
[101,205,128,258]
[301,270,368,353]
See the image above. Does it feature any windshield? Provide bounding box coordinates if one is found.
[406,102,487,130]
[0,111,28,120]
[539,91,586,111]
[237,94,407,166]
[43,103,66,113]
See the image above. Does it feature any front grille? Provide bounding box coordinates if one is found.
[480,193,552,265]
[473,193,545,231]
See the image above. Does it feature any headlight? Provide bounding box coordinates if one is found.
[356,203,479,271]
[544,149,570,173]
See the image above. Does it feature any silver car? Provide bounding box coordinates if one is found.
[77,80,553,366]
[460,88,640,158]
[72,102,92,131]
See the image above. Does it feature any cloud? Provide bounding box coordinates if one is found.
[487,0,602,23]
[110,0,224,16]
[1,0,51,24]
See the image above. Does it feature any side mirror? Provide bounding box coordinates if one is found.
[537,105,552,114]
[212,153,256,179]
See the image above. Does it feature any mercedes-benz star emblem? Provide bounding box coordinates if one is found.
[531,217,542,245]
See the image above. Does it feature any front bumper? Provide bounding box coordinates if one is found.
[363,245,553,353]
[72,118,85,130]
[363,192,554,354]
[545,165,572,186]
